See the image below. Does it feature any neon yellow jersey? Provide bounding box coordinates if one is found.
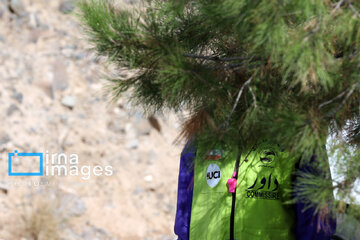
[189,142,297,240]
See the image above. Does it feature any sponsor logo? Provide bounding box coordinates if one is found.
[246,174,279,200]
[246,190,279,200]
[206,163,221,188]
[258,148,276,168]
[205,149,223,160]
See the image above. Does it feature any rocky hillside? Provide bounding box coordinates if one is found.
[0,0,183,239]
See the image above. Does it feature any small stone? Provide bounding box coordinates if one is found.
[144,175,153,182]
[107,120,125,134]
[8,0,26,16]
[74,52,85,60]
[163,203,176,214]
[60,114,68,124]
[162,235,176,240]
[61,96,76,109]
[89,97,100,104]
[37,80,54,99]
[0,183,8,194]
[58,193,86,217]
[7,104,20,116]
[58,228,81,240]
[59,0,75,14]
[124,0,138,5]
[147,150,157,165]
[125,123,137,138]
[86,75,94,84]
[28,13,40,28]
[0,7,4,19]
[81,224,109,240]
[133,187,144,195]
[132,111,143,120]
[126,139,139,149]
[0,132,10,145]
[12,92,23,103]
[113,107,127,118]
[156,193,164,200]
[135,119,152,136]
[61,48,73,58]
[28,127,37,134]
[125,123,133,132]
[52,60,69,91]
[28,28,41,43]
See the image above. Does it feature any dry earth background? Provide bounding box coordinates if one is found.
[0,0,184,239]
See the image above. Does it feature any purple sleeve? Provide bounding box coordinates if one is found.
[295,155,336,240]
[174,141,196,240]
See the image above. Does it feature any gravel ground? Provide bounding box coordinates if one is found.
[0,0,183,239]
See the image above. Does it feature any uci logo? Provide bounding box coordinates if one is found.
[207,171,220,180]
[206,164,221,188]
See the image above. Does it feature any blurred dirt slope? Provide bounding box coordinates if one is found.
[0,0,183,239]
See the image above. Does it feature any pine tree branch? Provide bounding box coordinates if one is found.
[249,86,257,109]
[214,62,245,69]
[331,0,346,14]
[181,69,212,88]
[183,53,263,70]
[211,62,262,70]
[302,16,322,44]
[328,82,360,117]
[331,0,360,18]
[224,63,262,70]
[189,70,212,88]
[183,53,252,62]
[319,90,347,109]
[348,1,360,18]
[220,73,255,130]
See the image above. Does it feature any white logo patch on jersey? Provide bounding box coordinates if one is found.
[206,163,221,188]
